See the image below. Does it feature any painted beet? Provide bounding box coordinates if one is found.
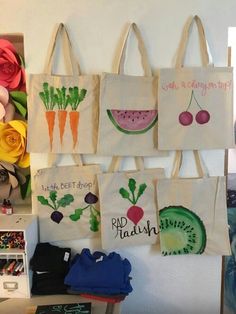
[84,192,98,204]
[50,211,63,224]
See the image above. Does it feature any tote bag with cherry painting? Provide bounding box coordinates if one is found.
[27,23,99,154]
[158,15,234,150]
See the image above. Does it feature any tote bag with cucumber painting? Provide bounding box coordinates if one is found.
[158,15,234,150]
[27,23,99,153]
[157,151,231,256]
[34,155,101,242]
[97,23,166,156]
[97,157,165,249]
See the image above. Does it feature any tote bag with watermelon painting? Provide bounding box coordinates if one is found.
[27,23,99,154]
[157,150,231,256]
[97,156,165,249]
[158,15,234,150]
[97,23,166,156]
[34,154,101,242]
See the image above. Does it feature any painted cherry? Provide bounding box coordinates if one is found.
[195,110,210,124]
[179,111,193,126]
[127,206,144,225]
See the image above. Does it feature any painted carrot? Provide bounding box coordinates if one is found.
[69,111,79,149]
[39,82,57,151]
[68,87,87,149]
[58,110,67,145]
[45,111,56,151]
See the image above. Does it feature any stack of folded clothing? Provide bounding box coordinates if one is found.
[65,248,132,303]
[30,242,71,295]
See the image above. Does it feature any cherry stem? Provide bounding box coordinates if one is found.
[186,90,194,112]
[192,91,203,110]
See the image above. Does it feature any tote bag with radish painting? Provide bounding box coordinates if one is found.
[158,16,234,150]
[34,155,101,242]
[98,157,165,249]
[27,23,99,154]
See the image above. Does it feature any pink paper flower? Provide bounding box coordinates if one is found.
[0,86,15,122]
[0,39,26,91]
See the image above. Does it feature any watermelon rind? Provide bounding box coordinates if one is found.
[107,109,158,135]
[159,205,207,255]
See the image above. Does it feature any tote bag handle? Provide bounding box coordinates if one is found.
[48,153,83,167]
[117,23,152,76]
[171,150,207,178]
[108,156,145,172]
[175,15,213,68]
[44,23,81,76]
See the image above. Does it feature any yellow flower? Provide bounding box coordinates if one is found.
[0,120,30,168]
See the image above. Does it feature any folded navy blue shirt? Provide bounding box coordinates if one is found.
[65,248,132,295]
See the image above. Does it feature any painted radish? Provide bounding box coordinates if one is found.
[119,178,147,225]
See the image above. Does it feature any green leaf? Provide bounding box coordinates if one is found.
[10,91,27,106]
[119,188,130,200]
[20,175,31,200]
[89,212,99,232]
[37,196,49,206]
[11,99,27,118]
[49,190,57,202]
[79,88,87,102]
[57,194,74,208]
[75,208,83,216]
[69,213,80,221]
[136,183,147,202]
[128,178,136,193]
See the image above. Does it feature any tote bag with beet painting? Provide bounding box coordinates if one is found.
[27,23,99,154]
[97,23,166,157]
[158,15,234,150]
[98,157,165,249]
[34,155,101,242]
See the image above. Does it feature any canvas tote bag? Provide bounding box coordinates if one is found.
[97,156,165,249]
[34,154,101,242]
[157,150,231,256]
[158,15,234,150]
[27,23,99,153]
[97,23,165,156]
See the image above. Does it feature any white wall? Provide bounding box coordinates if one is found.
[1,1,236,313]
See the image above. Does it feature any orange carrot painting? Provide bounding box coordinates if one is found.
[39,82,56,151]
[67,87,87,149]
[39,83,87,151]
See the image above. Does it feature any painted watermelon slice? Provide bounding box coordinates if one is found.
[107,109,158,134]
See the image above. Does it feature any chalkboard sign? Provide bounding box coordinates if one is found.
[35,302,91,314]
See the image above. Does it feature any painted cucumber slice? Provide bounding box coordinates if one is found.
[159,206,206,255]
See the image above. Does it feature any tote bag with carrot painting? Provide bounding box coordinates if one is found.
[97,157,165,249]
[34,155,101,242]
[27,23,99,154]
[157,151,231,256]
[158,15,234,150]
[97,23,166,156]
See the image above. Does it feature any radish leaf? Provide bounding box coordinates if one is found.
[128,178,136,193]
[136,183,147,203]
[119,188,130,200]
[37,196,49,206]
